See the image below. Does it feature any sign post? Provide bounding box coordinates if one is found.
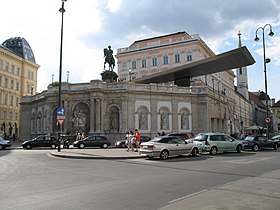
[57,107,65,151]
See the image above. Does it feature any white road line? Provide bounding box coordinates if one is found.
[222,157,274,164]
[168,189,208,204]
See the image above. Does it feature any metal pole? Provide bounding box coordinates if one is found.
[255,24,274,139]
[57,0,67,152]
[262,29,270,139]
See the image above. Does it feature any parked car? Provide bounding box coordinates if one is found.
[0,137,12,150]
[73,135,110,149]
[139,136,200,160]
[22,135,58,149]
[167,132,194,140]
[272,135,280,141]
[115,136,151,148]
[192,133,243,155]
[241,136,278,151]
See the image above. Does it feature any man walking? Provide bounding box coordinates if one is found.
[134,129,141,152]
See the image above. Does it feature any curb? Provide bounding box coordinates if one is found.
[49,152,145,160]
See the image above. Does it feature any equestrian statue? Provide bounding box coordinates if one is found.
[103,45,115,71]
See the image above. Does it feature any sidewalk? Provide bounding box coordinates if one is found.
[50,147,144,159]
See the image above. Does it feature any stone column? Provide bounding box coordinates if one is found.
[96,98,101,133]
[90,99,95,133]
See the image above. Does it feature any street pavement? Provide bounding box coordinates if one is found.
[9,142,280,209]
[50,146,280,210]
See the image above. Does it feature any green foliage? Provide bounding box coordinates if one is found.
[48,82,60,88]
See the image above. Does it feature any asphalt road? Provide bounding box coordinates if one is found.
[1,147,280,210]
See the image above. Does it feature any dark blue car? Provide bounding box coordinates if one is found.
[241,136,278,151]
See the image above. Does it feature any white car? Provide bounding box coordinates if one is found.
[0,137,12,150]
[139,136,200,160]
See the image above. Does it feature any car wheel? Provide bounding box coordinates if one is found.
[273,143,278,150]
[102,143,109,149]
[79,143,85,149]
[236,145,242,153]
[210,146,218,155]
[0,145,3,150]
[50,144,56,149]
[160,150,169,160]
[252,144,259,152]
[191,148,198,157]
[26,144,32,150]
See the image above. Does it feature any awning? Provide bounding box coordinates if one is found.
[134,46,255,84]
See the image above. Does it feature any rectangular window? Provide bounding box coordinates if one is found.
[121,62,126,71]
[16,82,19,91]
[10,96,14,106]
[187,52,192,61]
[0,76,2,86]
[11,80,14,89]
[31,72,34,80]
[17,67,20,75]
[16,97,19,107]
[175,54,180,63]
[5,78,8,88]
[152,57,158,66]
[5,62,9,71]
[5,94,8,105]
[141,59,146,68]
[131,60,136,69]
[163,55,169,65]
[239,68,242,75]
[11,64,15,74]
[0,59,3,70]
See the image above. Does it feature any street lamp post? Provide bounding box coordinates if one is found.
[67,71,69,82]
[254,24,274,139]
[57,0,67,152]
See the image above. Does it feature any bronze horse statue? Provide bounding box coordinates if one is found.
[104,45,115,71]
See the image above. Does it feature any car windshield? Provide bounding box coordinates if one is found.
[244,136,254,141]
[272,135,280,140]
[193,135,207,141]
[150,137,163,142]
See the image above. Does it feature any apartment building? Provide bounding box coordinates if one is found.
[0,37,39,138]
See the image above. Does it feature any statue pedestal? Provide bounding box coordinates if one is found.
[101,70,118,83]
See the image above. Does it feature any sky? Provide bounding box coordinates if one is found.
[1,0,280,101]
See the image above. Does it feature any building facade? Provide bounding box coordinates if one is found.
[20,80,240,141]
[0,37,39,138]
[19,32,254,141]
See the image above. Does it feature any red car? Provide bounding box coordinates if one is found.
[167,132,194,140]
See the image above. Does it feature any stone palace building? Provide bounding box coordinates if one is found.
[19,32,257,141]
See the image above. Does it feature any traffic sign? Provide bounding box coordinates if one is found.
[57,116,65,126]
[57,107,65,116]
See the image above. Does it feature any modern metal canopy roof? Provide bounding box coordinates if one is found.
[133,46,255,84]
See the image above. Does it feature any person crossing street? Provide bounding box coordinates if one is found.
[134,129,141,152]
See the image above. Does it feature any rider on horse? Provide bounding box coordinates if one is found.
[104,45,115,71]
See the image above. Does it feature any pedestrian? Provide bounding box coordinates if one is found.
[126,131,135,152]
[76,132,81,140]
[134,129,141,152]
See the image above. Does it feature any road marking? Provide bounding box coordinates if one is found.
[168,189,208,204]
[222,157,274,164]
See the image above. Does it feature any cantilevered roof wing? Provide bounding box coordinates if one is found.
[134,46,255,84]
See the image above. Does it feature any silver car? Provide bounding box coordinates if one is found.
[139,136,200,160]
[193,133,243,155]
[0,137,12,150]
